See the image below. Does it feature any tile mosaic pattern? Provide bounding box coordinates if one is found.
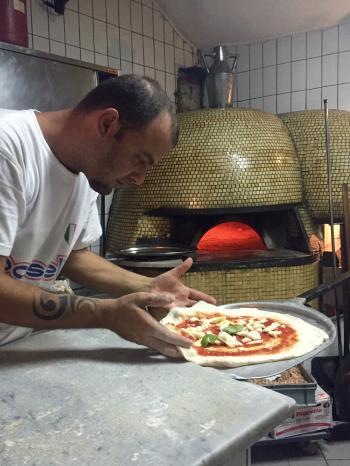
[107,108,303,251]
[281,110,350,221]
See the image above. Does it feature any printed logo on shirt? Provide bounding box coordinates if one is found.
[64,223,77,245]
[5,255,66,281]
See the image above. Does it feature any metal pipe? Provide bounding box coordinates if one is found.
[324,99,343,360]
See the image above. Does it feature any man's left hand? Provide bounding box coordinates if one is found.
[149,257,216,309]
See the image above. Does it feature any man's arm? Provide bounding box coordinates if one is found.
[61,248,151,296]
[61,249,216,308]
[0,256,192,357]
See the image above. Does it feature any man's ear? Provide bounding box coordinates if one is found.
[97,108,121,138]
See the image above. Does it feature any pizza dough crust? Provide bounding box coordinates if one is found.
[160,301,329,368]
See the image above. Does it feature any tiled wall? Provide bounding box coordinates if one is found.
[25,0,196,258]
[223,21,350,113]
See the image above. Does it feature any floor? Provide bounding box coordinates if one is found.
[252,438,350,466]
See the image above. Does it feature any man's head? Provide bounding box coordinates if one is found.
[72,75,178,195]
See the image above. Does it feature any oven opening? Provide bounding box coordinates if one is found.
[197,221,267,252]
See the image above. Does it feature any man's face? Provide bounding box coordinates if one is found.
[87,112,173,195]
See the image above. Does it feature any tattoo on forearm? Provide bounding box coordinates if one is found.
[32,293,97,320]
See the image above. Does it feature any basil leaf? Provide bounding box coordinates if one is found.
[201,333,218,347]
[222,325,244,335]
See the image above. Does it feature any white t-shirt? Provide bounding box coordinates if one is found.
[0,109,102,344]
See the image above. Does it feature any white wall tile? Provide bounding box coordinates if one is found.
[174,47,184,70]
[79,0,93,16]
[250,43,262,69]
[65,10,80,46]
[174,31,183,49]
[292,60,306,91]
[277,36,291,64]
[277,62,291,93]
[49,14,64,42]
[263,95,276,113]
[184,50,193,67]
[81,49,95,63]
[26,0,32,33]
[155,69,165,88]
[339,51,350,84]
[165,72,175,101]
[132,32,143,64]
[95,52,108,66]
[165,44,175,74]
[33,35,50,53]
[120,28,132,61]
[292,33,306,61]
[263,65,276,96]
[338,82,350,109]
[250,98,263,110]
[291,90,306,111]
[131,1,142,33]
[263,40,276,66]
[66,44,80,60]
[164,20,173,44]
[307,88,321,109]
[339,22,350,52]
[120,59,133,73]
[32,1,49,37]
[143,36,154,67]
[250,68,262,98]
[323,26,338,55]
[154,40,165,70]
[133,63,144,74]
[322,54,337,86]
[68,0,78,11]
[306,57,321,88]
[277,93,291,114]
[307,30,321,58]
[237,44,250,72]
[322,85,338,109]
[144,66,155,78]
[108,56,121,69]
[80,15,94,51]
[106,0,119,26]
[238,100,250,109]
[94,19,107,54]
[93,0,106,21]
[119,0,131,29]
[142,5,153,37]
[153,10,164,41]
[237,72,250,101]
[50,40,65,56]
[107,24,120,58]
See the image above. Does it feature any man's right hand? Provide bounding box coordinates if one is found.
[102,292,192,358]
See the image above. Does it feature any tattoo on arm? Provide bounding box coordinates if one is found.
[32,293,97,321]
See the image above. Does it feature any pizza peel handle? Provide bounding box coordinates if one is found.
[298,269,350,304]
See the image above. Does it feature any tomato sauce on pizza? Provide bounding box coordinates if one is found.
[173,312,298,357]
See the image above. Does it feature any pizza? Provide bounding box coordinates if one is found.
[160,301,329,368]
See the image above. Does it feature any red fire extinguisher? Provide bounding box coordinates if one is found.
[0,0,28,48]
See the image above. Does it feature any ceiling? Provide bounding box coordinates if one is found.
[156,0,350,49]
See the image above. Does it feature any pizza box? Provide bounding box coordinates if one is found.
[269,385,332,439]
[257,365,317,406]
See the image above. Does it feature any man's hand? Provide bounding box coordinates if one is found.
[103,291,192,358]
[148,257,216,309]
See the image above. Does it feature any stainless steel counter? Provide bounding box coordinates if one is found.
[0,329,295,465]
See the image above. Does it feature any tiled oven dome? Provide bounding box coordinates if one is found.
[107,108,303,251]
[280,110,350,221]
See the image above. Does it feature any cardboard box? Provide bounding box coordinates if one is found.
[270,385,332,439]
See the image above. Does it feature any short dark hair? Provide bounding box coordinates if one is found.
[74,74,179,146]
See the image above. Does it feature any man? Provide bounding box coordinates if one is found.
[0,75,215,357]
